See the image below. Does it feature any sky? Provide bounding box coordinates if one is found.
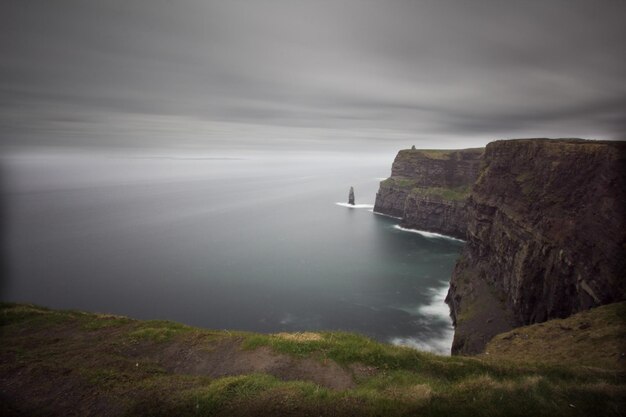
[1,0,625,152]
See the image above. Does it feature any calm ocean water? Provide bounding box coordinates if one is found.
[0,150,463,354]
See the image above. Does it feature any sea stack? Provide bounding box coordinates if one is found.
[348,186,355,205]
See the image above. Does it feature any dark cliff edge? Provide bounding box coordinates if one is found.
[374,148,483,238]
[446,138,626,355]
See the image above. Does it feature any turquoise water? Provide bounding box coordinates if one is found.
[1,150,463,354]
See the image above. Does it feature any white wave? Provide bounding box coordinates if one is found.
[419,285,452,318]
[392,225,465,242]
[390,283,454,355]
[335,202,375,208]
[369,209,402,220]
[374,177,388,181]
[390,331,453,355]
[392,285,451,321]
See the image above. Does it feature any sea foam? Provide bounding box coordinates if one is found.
[335,202,375,209]
[390,284,454,355]
[390,331,454,355]
[369,209,402,220]
[393,225,465,242]
[419,285,453,317]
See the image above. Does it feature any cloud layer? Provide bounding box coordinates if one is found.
[1,0,625,151]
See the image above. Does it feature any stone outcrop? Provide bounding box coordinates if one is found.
[446,139,626,355]
[374,148,483,238]
[402,194,468,239]
[374,178,413,218]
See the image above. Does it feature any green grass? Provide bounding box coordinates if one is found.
[379,180,471,201]
[1,302,624,416]
[128,321,193,342]
[399,149,455,160]
[484,302,626,369]
[243,331,431,370]
[82,315,133,330]
[398,148,483,161]
[411,149,454,160]
[381,177,418,189]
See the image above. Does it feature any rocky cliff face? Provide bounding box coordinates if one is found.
[402,194,468,239]
[374,148,483,238]
[446,139,626,355]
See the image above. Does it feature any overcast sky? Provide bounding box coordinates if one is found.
[1,0,625,152]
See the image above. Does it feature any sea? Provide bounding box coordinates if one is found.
[0,149,463,354]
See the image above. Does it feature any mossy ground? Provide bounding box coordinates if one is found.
[403,149,454,160]
[1,302,624,416]
[381,176,418,190]
[398,148,484,161]
[380,178,470,202]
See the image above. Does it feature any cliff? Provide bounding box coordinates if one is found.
[446,139,626,355]
[374,148,483,238]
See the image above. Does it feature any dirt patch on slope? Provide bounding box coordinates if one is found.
[275,332,323,342]
[153,338,354,390]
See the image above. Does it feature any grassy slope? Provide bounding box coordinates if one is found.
[1,303,625,416]
[483,302,626,369]
[396,148,484,161]
[380,177,418,190]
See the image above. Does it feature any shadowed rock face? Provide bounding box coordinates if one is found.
[446,139,626,355]
[402,196,467,239]
[374,148,483,237]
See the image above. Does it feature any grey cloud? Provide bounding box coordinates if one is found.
[0,0,625,151]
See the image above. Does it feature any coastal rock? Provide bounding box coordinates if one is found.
[374,148,483,236]
[402,195,468,239]
[348,186,355,205]
[373,180,411,218]
[446,139,626,355]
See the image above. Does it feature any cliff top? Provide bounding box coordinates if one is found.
[2,302,623,416]
[389,147,483,188]
[397,147,484,160]
[488,138,626,154]
[475,136,626,239]
[492,137,625,145]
